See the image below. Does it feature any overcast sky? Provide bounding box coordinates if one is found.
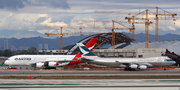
[0,0,180,39]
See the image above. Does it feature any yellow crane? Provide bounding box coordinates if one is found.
[73,20,135,49]
[95,9,149,44]
[45,24,134,49]
[74,19,147,43]
[95,7,177,42]
[45,25,98,50]
[45,27,86,50]
[124,9,153,48]
[154,7,177,41]
[125,9,179,48]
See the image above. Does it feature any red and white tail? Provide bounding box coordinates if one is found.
[67,38,98,65]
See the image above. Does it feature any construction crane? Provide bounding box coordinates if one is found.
[125,20,152,48]
[95,7,177,42]
[73,20,135,49]
[127,16,153,43]
[111,9,152,48]
[45,27,98,50]
[125,9,152,48]
[95,10,151,15]
[45,27,87,50]
[125,12,179,48]
[154,7,177,41]
[124,9,153,48]
[45,24,133,30]
[74,19,147,43]
[95,9,148,43]
[45,24,134,49]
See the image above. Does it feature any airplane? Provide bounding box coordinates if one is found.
[4,38,98,69]
[77,43,176,70]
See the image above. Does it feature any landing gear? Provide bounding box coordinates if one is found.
[164,67,166,71]
[6,66,11,69]
[124,67,129,70]
[124,67,135,71]
[45,67,56,69]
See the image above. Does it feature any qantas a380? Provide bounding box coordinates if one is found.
[77,43,176,70]
[4,38,98,69]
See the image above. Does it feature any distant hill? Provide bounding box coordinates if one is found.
[123,33,180,42]
[10,33,180,50]
[11,35,90,50]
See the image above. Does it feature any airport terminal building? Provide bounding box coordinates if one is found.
[93,48,166,58]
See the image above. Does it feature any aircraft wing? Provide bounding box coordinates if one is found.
[122,62,153,67]
[137,63,153,67]
[115,61,130,65]
[56,60,73,63]
[115,61,153,67]
[79,57,96,62]
[27,59,73,66]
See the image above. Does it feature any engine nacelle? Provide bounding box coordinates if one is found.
[139,65,147,69]
[57,62,69,66]
[48,62,58,67]
[36,63,45,68]
[129,64,138,69]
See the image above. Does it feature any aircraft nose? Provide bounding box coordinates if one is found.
[4,60,8,65]
[173,61,176,64]
[4,61,6,65]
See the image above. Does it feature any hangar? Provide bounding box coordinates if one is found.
[67,33,134,55]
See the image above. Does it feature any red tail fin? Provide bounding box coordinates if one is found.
[67,38,98,65]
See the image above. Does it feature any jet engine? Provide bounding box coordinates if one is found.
[36,63,45,68]
[48,62,58,67]
[57,62,69,66]
[139,65,147,69]
[129,64,138,69]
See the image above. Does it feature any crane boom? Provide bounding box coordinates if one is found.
[95,10,177,16]
[95,7,177,43]
[45,23,134,49]
[95,10,150,15]
[45,24,133,32]
[74,19,146,43]
[73,19,147,24]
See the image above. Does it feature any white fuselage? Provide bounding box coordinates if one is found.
[81,56,176,68]
[4,55,75,66]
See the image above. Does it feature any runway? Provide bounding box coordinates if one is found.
[0,68,180,89]
[0,69,180,76]
[1,86,179,90]
[0,79,180,90]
